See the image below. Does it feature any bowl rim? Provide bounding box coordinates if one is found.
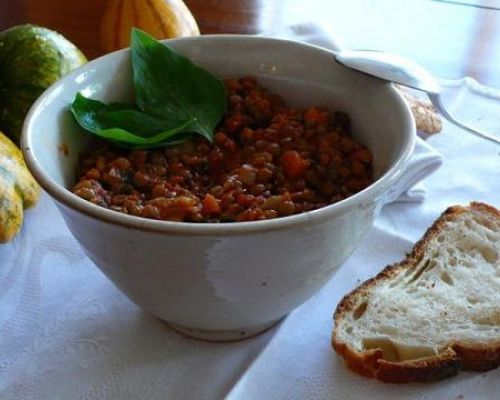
[21,34,416,236]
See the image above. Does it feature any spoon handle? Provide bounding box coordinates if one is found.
[335,50,441,94]
[428,93,500,145]
[336,50,500,146]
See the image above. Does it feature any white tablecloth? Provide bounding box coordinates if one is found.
[1,26,500,400]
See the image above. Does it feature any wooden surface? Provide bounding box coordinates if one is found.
[1,0,500,87]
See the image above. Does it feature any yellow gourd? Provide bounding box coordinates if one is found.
[101,0,200,53]
[0,131,41,242]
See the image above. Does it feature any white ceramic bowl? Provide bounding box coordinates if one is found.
[22,36,415,341]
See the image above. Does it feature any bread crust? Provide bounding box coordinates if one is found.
[332,202,500,383]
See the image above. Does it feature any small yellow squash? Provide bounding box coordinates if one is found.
[101,0,200,53]
[0,131,41,242]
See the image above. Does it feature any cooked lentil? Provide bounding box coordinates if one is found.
[72,76,373,222]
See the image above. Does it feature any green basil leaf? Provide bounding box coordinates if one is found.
[70,93,194,149]
[93,125,193,149]
[70,30,226,148]
[97,108,193,137]
[131,28,227,142]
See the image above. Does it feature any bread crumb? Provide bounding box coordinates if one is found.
[397,86,442,134]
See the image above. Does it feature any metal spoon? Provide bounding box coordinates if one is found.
[335,50,500,145]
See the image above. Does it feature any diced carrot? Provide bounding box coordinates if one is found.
[202,193,221,216]
[280,150,309,178]
[303,107,329,125]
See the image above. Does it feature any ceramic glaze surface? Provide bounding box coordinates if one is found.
[22,36,415,340]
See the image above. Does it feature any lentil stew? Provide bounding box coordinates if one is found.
[72,76,373,222]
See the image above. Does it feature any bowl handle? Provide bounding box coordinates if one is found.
[383,137,443,204]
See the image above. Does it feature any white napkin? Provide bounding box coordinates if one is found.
[2,23,497,400]
[263,22,444,202]
[0,194,279,400]
[225,25,500,400]
[388,139,442,203]
[226,225,500,400]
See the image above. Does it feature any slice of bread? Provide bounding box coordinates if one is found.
[332,202,500,383]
